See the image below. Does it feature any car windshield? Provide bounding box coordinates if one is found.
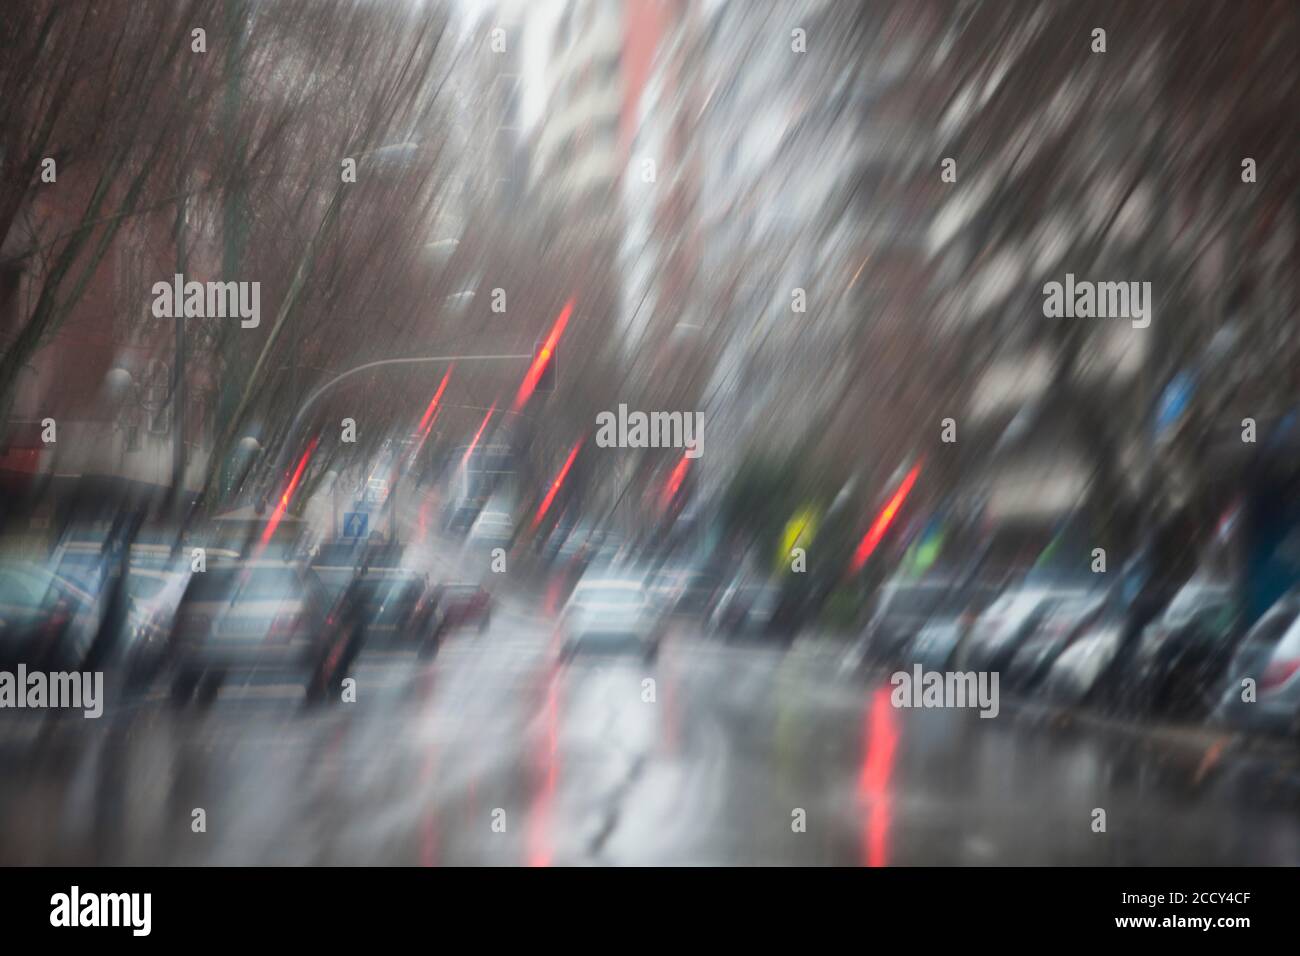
[127,574,170,601]
[187,567,302,602]
[0,565,52,607]
[1162,581,1230,627]
[357,577,421,604]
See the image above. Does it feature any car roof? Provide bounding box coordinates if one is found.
[314,565,417,575]
[130,567,183,579]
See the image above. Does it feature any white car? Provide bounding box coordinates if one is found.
[1215,595,1300,736]
[167,560,333,704]
[468,511,514,547]
[558,580,662,662]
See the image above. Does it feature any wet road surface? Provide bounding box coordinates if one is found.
[2,604,1299,865]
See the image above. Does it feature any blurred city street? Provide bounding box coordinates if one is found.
[2,1,1298,873]
[3,503,1298,867]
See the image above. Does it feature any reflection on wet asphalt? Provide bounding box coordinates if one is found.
[2,612,1298,865]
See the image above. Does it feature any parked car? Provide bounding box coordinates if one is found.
[1038,599,1130,708]
[0,560,99,672]
[1003,592,1107,693]
[958,585,1094,674]
[908,618,968,671]
[893,581,1000,670]
[121,565,194,690]
[1245,615,1300,735]
[427,583,492,641]
[165,559,334,705]
[851,579,957,671]
[1213,587,1300,734]
[1127,577,1240,718]
[339,569,438,649]
[558,579,662,662]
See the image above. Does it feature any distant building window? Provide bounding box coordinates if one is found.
[146,360,170,435]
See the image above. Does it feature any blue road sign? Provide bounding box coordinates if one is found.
[342,512,368,538]
[1155,371,1195,438]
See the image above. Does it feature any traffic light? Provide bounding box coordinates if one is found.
[514,299,572,411]
[533,335,556,393]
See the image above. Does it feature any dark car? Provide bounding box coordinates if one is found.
[856,578,988,671]
[1127,577,1240,718]
[648,568,722,617]
[709,583,783,640]
[0,560,99,672]
[165,560,335,705]
[443,505,481,537]
[896,582,1000,670]
[342,570,438,649]
[426,583,492,648]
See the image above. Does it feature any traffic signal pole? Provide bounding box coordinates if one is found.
[263,353,532,509]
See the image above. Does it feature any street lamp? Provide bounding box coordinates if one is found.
[231,434,263,510]
[104,367,135,398]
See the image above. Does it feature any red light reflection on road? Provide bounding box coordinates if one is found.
[858,686,899,867]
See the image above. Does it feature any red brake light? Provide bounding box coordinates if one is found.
[1260,659,1300,692]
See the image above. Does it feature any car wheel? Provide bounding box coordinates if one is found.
[306,644,342,705]
[304,673,326,705]
[196,670,224,707]
[170,669,200,707]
